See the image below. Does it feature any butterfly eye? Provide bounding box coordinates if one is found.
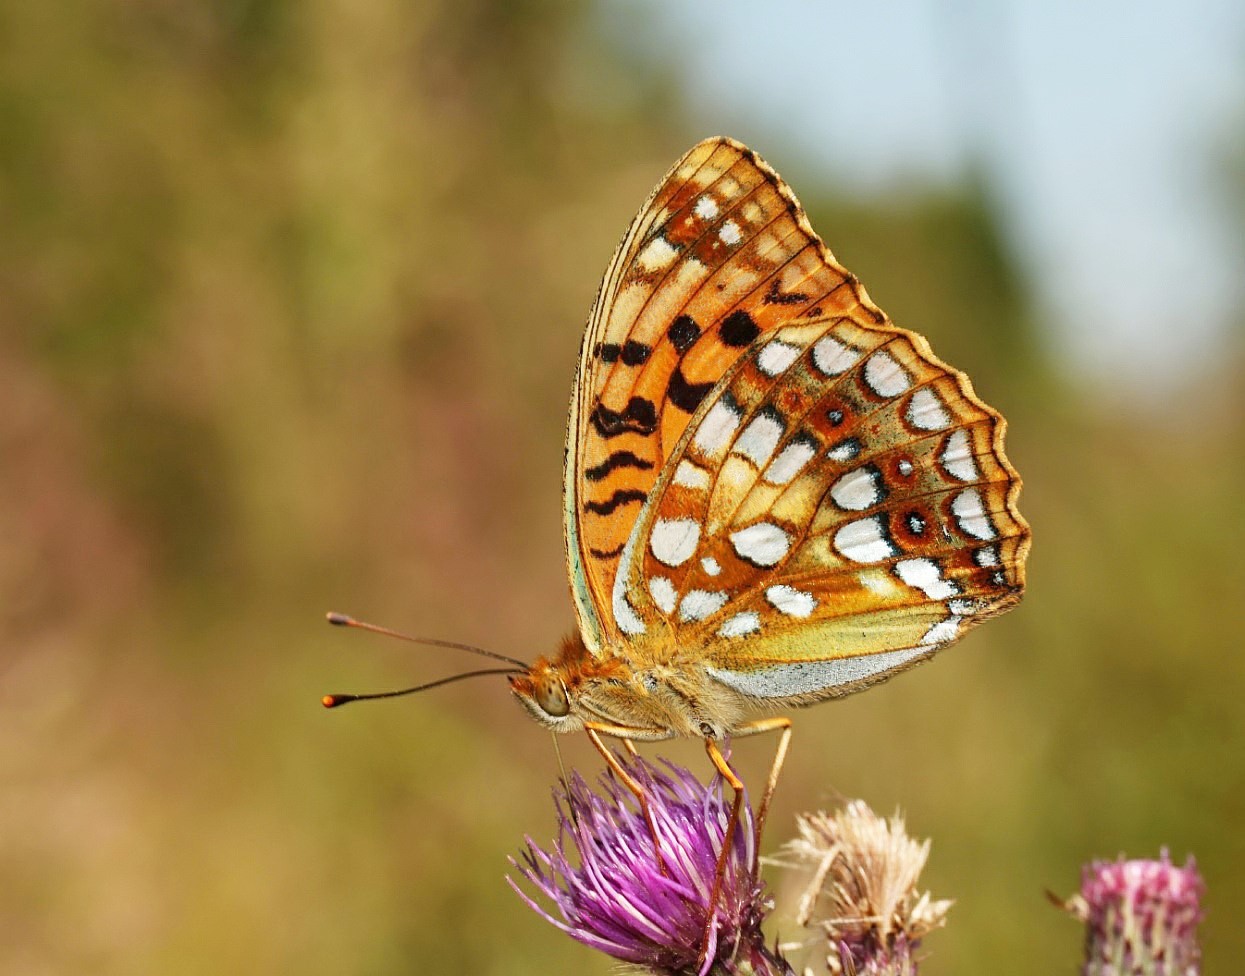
[535,680,570,717]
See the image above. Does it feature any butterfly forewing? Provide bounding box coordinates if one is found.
[565,138,884,646]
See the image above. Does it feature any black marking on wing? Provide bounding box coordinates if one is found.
[876,515,902,559]
[597,342,621,363]
[585,450,655,482]
[859,463,890,507]
[591,397,658,438]
[585,488,648,515]
[763,278,810,306]
[621,341,652,366]
[668,314,700,354]
[589,542,626,559]
[667,366,714,413]
[720,310,760,347]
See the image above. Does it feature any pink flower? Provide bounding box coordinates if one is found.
[509,755,790,976]
[1064,851,1204,976]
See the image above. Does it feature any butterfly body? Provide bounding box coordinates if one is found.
[512,633,752,740]
[509,137,1029,741]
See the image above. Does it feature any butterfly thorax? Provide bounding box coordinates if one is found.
[509,631,747,740]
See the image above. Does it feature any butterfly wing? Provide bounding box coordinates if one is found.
[611,311,1029,704]
[565,137,881,649]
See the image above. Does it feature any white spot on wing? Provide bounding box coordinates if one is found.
[614,592,645,635]
[894,558,959,600]
[693,398,741,456]
[719,220,742,246]
[765,584,816,618]
[611,513,647,636]
[940,429,979,482]
[951,488,996,540]
[701,556,721,576]
[858,571,893,596]
[765,439,816,485]
[833,515,897,564]
[679,589,728,622]
[734,413,783,468]
[907,387,951,431]
[706,646,930,698]
[921,617,961,646]
[674,460,711,489]
[830,466,884,511]
[974,545,1000,567]
[812,336,859,376]
[648,576,677,614]
[730,522,791,567]
[637,235,678,272]
[694,195,719,220]
[718,611,760,638]
[756,340,801,377]
[863,349,911,398]
[650,518,701,567]
[827,439,860,463]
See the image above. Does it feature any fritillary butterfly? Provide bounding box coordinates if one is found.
[509,137,1029,779]
[328,138,1030,961]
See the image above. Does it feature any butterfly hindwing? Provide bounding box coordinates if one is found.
[564,137,884,647]
[612,314,1029,703]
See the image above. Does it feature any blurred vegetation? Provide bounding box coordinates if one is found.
[1,1,1241,974]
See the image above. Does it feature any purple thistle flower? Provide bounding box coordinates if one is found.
[1063,851,1204,976]
[508,754,791,976]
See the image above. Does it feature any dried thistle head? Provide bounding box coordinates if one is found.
[777,800,950,976]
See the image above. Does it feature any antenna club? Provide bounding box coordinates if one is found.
[326,612,353,626]
[322,694,355,708]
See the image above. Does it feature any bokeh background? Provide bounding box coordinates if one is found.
[3,1,1243,973]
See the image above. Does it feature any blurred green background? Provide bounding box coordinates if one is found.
[2,1,1242,973]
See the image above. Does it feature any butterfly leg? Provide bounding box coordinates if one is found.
[725,716,793,856]
[583,721,672,875]
[696,719,791,967]
[699,736,747,969]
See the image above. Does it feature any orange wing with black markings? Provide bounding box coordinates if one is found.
[564,137,887,648]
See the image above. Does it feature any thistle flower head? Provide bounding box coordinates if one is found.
[509,754,788,976]
[1063,851,1204,976]
[778,800,950,976]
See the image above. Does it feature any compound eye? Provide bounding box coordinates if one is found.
[535,680,570,717]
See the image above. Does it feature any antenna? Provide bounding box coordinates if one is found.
[322,668,523,708]
[325,611,528,669]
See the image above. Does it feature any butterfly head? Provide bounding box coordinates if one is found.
[509,632,629,732]
[508,634,586,731]
[509,667,574,729]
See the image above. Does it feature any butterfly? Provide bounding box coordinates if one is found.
[504,136,1029,842]
[327,137,1029,944]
